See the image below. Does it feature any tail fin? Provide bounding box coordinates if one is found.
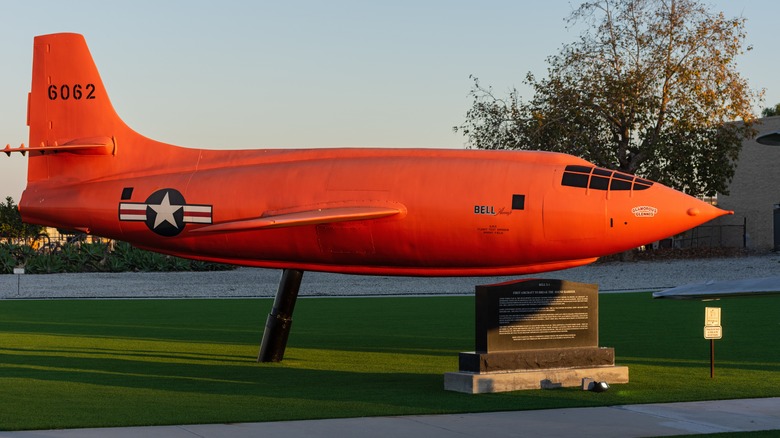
[17,33,198,233]
[26,33,126,182]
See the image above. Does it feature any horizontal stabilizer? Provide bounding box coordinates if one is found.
[3,137,115,156]
[653,276,780,299]
[192,205,403,234]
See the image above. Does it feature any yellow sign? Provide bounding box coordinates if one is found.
[704,307,722,339]
[704,326,722,340]
[705,307,721,327]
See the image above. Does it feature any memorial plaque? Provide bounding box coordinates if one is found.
[475,279,598,352]
[446,278,628,393]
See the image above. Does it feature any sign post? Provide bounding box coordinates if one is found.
[13,268,25,297]
[704,307,722,378]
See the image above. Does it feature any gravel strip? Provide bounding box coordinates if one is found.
[1,254,778,299]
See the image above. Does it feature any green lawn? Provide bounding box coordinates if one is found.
[0,293,778,430]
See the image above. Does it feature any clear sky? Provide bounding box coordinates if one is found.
[1,0,777,202]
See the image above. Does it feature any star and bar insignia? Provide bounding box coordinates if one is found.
[118,188,212,237]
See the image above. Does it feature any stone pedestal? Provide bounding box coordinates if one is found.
[445,279,629,394]
[458,347,616,373]
[444,365,629,393]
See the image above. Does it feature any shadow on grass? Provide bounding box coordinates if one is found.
[0,339,598,430]
[0,347,432,398]
[0,294,779,430]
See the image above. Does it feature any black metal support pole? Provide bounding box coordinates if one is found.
[257,269,304,362]
[710,339,715,379]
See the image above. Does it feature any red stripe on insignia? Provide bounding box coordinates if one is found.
[119,203,148,221]
[120,203,147,211]
[183,205,212,224]
[184,211,212,217]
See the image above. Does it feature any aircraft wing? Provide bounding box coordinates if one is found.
[191,205,403,234]
[653,276,780,299]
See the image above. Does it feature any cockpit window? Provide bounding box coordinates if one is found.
[589,175,610,190]
[561,171,589,188]
[565,165,592,174]
[610,178,632,191]
[633,178,652,191]
[562,165,654,192]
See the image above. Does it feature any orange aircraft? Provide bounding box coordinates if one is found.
[4,33,731,360]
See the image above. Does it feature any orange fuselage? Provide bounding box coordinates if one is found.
[14,33,730,276]
[20,145,726,276]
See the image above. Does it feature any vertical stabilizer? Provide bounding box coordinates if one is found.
[19,33,196,233]
[27,33,127,182]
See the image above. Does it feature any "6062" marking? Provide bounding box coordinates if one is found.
[47,84,96,100]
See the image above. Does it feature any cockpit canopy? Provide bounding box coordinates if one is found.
[561,165,653,192]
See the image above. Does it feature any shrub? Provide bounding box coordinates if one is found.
[0,240,235,274]
[0,245,16,274]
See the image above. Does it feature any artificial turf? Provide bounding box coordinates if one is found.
[0,292,778,430]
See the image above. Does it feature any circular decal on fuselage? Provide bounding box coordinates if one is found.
[144,188,187,237]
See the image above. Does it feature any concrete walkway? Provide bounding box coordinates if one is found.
[2,397,778,437]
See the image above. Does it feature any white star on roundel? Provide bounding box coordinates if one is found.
[150,192,183,229]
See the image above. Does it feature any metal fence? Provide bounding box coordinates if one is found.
[660,217,747,249]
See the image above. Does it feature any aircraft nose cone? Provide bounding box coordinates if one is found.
[687,205,732,218]
[604,183,733,254]
[686,201,732,220]
[652,190,733,240]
